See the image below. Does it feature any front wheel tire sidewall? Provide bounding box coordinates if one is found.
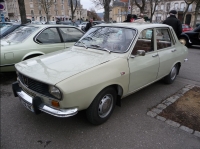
[86,87,117,125]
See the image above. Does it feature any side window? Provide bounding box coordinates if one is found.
[36,28,61,43]
[132,29,154,55]
[59,28,83,42]
[156,28,173,50]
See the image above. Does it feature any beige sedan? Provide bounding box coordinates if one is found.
[0,24,84,72]
[12,23,188,125]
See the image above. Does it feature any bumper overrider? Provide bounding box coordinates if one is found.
[12,81,78,117]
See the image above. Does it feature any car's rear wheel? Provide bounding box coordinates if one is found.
[163,64,178,84]
[86,87,117,125]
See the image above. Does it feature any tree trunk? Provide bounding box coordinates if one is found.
[104,2,110,23]
[18,0,27,24]
[193,1,200,28]
[182,4,189,24]
[46,12,49,24]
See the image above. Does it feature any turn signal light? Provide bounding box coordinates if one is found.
[51,100,60,108]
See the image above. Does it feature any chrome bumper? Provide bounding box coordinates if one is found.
[12,82,78,118]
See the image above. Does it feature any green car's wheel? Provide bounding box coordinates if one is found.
[163,64,178,84]
[86,87,117,125]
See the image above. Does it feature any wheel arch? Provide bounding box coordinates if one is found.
[98,84,123,107]
[22,51,45,61]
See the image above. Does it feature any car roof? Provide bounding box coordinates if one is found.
[26,24,78,28]
[95,22,171,30]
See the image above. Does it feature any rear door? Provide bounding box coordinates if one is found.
[156,28,180,79]
[58,27,84,49]
[35,27,65,53]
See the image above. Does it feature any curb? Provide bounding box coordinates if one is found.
[147,84,200,138]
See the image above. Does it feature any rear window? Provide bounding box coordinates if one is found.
[2,26,38,42]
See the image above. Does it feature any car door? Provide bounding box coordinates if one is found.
[58,27,84,49]
[128,28,160,92]
[35,27,64,53]
[156,28,180,79]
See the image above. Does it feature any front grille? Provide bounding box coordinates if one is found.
[18,72,56,99]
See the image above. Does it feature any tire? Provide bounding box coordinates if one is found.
[86,87,117,125]
[180,37,191,47]
[163,64,178,84]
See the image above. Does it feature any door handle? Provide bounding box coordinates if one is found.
[171,49,177,52]
[152,54,158,57]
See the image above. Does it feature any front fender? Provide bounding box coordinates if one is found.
[22,51,45,61]
[56,58,130,111]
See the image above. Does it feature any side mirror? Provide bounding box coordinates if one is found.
[137,50,146,56]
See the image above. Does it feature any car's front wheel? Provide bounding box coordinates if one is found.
[163,64,178,84]
[180,37,191,47]
[86,87,117,125]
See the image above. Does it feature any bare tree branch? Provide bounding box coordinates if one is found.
[39,0,54,23]
[134,0,145,14]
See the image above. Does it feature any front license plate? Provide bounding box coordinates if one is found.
[19,98,35,112]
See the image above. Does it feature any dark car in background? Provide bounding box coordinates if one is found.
[179,26,200,47]
[0,22,21,38]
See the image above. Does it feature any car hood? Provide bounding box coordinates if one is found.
[15,47,118,85]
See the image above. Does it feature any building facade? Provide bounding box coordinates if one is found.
[111,0,200,26]
[4,0,87,22]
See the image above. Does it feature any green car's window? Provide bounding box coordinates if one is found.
[75,27,136,53]
[2,26,38,42]
[59,27,83,42]
[132,29,154,55]
[156,28,172,50]
[36,28,61,43]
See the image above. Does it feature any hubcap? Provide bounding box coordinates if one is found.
[98,94,113,118]
[170,66,177,80]
[180,39,186,45]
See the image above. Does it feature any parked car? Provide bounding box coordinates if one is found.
[0,24,84,72]
[78,21,87,30]
[179,25,200,47]
[182,24,193,32]
[12,23,188,125]
[57,21,79,27]
[0,22,21,38]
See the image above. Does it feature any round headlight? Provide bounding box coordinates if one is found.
[49,86,61,99]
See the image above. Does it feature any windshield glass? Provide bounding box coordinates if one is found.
[75,26,136,53]
[2,26,38,42]
[0,24,13,34]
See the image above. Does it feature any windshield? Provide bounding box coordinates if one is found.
[2,26,38,42]
[75,26,136,53]
[0,24,13,34]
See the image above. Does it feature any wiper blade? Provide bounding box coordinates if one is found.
[78,40,87,49]
[90,44,111,54]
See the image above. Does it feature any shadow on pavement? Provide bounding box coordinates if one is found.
[0,72,17,85]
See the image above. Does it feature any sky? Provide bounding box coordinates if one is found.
[80,0,104,13]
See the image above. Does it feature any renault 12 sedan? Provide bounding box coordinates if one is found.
[12,23,188,125]
[0,24,84,72]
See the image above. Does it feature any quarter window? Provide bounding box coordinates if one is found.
[156,28,173,50]
[132,29,154,55]
[59,28,83,42]
[36,28,61,43]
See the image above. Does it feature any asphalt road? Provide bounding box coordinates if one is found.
[1,47,200,149]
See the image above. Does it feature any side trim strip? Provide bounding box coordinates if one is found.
[0,63,15,67]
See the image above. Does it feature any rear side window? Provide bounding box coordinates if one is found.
[59,27,83,42]
[156,28,173,50]
[36,28,61,44]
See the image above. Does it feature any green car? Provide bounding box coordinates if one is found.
[0,24,84,72]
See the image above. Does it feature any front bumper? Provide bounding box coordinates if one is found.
[12,81,78,117]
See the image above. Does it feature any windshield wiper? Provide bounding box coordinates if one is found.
[90,44,111,54]
[77,40,87,49]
